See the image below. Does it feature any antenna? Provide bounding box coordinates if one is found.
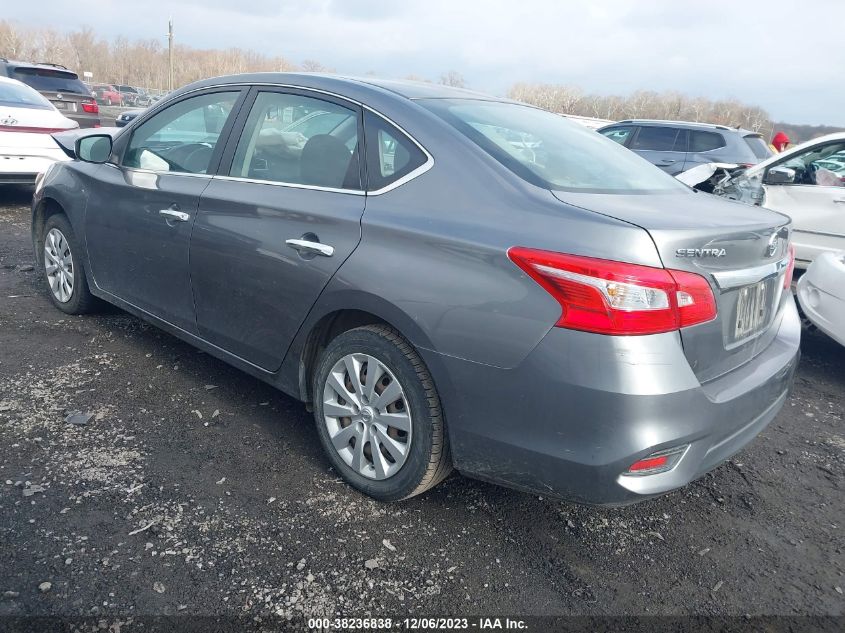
[167,17,174,92]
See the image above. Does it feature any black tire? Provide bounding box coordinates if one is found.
[41,214,99,315]
[313,324,452,501]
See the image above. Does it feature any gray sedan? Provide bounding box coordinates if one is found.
[33,74,799,504]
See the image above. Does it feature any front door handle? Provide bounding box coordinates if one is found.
[285,239,334,257]
[834,198,845,204]
[658,159,676,165]
[159,208,190,222]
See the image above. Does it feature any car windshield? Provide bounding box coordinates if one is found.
[744,134,772,160]
[422,99,688,194]
[0,81,52,109]
[11,68,89,95]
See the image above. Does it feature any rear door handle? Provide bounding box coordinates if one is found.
[834,198,845,204]
[658,159,676,164]
[285,239,334,257]
[159,208,190,222]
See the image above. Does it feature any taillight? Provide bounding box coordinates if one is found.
[624,445,689,476]
[508,247,717,335]
[783,243,795,289]
[81,100,99,114]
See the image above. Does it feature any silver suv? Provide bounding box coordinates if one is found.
[599,119,772,176]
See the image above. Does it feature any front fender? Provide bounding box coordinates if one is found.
[31,162,99,285]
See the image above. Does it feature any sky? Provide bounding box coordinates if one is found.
[8,0,845,125]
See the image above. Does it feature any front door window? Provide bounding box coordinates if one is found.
[123,91,240,174]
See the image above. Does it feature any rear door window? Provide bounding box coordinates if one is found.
[689,130,726,153]
[631,126,680,151]
[363,111,428,191]
[228,91,361,190]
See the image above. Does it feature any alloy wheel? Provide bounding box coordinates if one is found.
[44,228,74,303]
[322,353,412,480]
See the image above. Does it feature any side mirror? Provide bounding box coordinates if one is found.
[765,165,796,185]
[76,134,113,164]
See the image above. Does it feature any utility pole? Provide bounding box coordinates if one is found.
[167,17,174,91]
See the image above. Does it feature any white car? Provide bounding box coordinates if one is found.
[796,251,845,346]
[714,132,845,269]
[0,76,77,185]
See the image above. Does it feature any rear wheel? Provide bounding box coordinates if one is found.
[313,325,452,501]
[41,215,99,314]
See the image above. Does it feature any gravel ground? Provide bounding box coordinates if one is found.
[0,186,843,624]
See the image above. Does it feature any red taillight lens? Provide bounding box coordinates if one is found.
[81,100,99,114]
[625,445,689,475]
[783,243,795,289]
[668,269,718,328]
[508,247,717,335]
[628,455,668,472]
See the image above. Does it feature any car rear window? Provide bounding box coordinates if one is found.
[689,130,726,152]
[0,81,52,109]
[422,99,688,194]
[11,67,89,95]
[743,134,772,160]
[630,126,683,152]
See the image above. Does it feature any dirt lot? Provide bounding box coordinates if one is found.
[0,187,843,624]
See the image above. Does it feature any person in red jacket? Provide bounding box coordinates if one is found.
[770,131,790,153]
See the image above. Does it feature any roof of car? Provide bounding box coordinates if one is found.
[180,72,507,104]
[0,59,76,74]
[609,119,760,135]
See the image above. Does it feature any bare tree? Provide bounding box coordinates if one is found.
[507,81,773,131]
[0,18,779,134]
[301,59,328,72]
[439,70,466,88]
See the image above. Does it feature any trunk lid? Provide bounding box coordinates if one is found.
[38,90,90,116]
[553,190,792,382]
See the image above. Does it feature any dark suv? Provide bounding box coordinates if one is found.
[0,59,100,128]
[116,85,140,106]
[598,120,771,176]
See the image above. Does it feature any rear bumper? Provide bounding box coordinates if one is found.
[796,252,845,347]
[0,149,68,184]
[422,297,801,505]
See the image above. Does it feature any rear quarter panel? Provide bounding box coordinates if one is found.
[307,101,661,369]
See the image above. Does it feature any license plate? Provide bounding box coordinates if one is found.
[735,280,768,339]
[52,101,76,112]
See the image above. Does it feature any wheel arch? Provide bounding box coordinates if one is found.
[282,290,440,407]
[31,196,69,259]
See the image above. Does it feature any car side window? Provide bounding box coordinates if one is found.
[600,126,634,145]
[123,91,239,174]
[228,91,361,190]
[364,111,427,191]
[775,141,845,187]
[689,130,726,152]
[631,126,680,152]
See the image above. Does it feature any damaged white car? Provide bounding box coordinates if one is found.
[714,133,845,269]
[796,251,845,346]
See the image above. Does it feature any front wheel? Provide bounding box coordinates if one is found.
[41,214,99,314]
[313,325,452,501]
